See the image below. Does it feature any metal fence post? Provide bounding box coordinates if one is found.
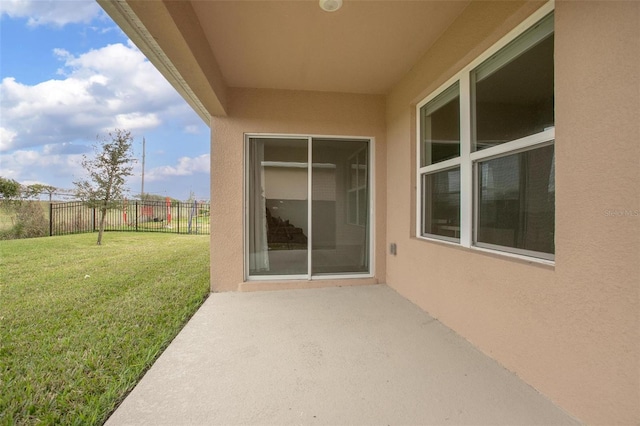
[49,203,53,236]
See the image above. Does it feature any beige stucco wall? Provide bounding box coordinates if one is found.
[385,1,639,424]
[210,88,386,292]
[207,1,638,423]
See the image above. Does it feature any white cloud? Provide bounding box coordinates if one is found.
[42,142,90,155]
[146,154,210,182]
[0,149,85,187]
[1,148,210,199]
[0,127,17,151]
[0,41,190,152]
[114,112,161,130]
[0,0,102,27]
[184,125,201,135]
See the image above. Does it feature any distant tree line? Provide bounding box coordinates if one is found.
[0,177,58,201]
[136,193,182,206]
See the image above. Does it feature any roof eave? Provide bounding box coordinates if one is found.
[97,0,228,123]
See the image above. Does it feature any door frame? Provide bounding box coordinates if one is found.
[243,133,375,281]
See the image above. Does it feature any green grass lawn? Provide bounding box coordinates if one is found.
[0,233,210,425]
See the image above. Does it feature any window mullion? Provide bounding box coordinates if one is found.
[470,128,555,162]
[415,110,422,238]
[307,136,313,280]
[418,157,461,175]
[459,72,472,248]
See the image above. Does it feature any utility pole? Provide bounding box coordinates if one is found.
[141,137,146,198]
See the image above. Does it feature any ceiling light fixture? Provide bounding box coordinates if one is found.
[319,0,343,12]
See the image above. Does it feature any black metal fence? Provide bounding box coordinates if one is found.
[49,200,210,236]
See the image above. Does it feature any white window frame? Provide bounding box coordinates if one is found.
[244,133,376,281]
[347,146,368,227]
[415,1,555,264]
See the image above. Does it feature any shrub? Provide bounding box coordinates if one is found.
[0,201,48,240]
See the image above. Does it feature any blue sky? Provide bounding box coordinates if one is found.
[0,0,210,201]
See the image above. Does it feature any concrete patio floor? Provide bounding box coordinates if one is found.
[106,285,580,425]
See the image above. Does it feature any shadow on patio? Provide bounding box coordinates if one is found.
[106,285,579,425]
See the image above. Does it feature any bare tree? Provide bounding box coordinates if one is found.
[74,129,135,245]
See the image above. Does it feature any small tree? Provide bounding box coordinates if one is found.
[0,177,21,201]
[74,129,135,245]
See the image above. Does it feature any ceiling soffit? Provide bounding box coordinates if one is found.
[100,1,473,118]
[191,1,470,95]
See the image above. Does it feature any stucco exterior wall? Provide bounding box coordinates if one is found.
[385,1,639,425]
[210,88,386,292]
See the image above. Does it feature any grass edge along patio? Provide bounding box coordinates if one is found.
[0,233,210,424]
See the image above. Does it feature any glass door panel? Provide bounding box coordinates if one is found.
[248,137,308,276]
[247,136,371,278]
[311,139,369,275]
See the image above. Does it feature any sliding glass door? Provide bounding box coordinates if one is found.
[312,139,369,275]
[246,136,371,279]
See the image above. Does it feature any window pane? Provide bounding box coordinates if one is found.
[422,168,460,240]
[357,187,367,227]
[420,82,460,167]
[312,139,369,274]
[248,138,308,276]
[347,190,358,224]
[472,14,554,151]
[357,150,367,188]
[476,144,555,256]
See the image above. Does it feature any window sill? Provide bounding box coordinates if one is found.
[415,235,556,268]
[471,245,555,267]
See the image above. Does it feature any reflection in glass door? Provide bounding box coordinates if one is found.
[246,136,371,279]
[248,138,308,276]
[312,139,369,274]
